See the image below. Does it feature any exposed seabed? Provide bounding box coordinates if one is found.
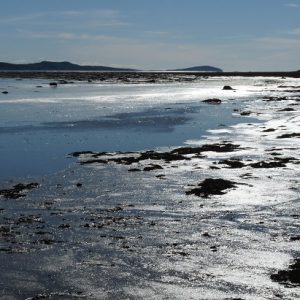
[0,74,300,299]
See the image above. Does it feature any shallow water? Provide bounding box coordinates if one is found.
[0,78,258,182]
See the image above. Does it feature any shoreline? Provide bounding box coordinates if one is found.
[0,71,300,83]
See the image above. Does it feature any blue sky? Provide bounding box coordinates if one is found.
[1,0,300,71]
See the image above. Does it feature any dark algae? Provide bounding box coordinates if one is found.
[271,259,300,287]
[0,182,39,199]
[71,143,243,166]
[186,178,237,198]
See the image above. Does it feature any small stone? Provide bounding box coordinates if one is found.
[202,98,222,104]
[210,245,218,252]
[222,85,234,90]
[240,111,252,116]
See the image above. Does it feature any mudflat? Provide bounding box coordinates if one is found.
[0,74,300,299]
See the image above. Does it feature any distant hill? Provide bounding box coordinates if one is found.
[171,66,223,72]
[0,61,137,71]
[0,61,224,72]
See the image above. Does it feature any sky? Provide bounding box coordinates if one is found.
[0,0,300,71]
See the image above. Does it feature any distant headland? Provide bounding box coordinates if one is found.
[0,61,137,72]
[169,66,223,72]
[0,61,223,72]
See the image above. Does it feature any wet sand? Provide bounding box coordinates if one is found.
[0,75,300,299]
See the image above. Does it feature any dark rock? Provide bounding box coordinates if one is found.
[240,111,252,116]
[219,159,245,168]
[0,247,14,253]
[70,150,99,157]
[2,91,8,94]
[283,89,300,93]
[278,85,300,88]
[202,98,222,104]
[139,151,188,163]
[270,152,281,156]
[278,107,295,112]
[0,182,39,199]
[58,224,71,229]
[210,166,220,170]
[262,128,276,132]
[277,133,300,139]
[109,156,140,165]
[291,214,300,218]
[128,168,141,172]
[26,291,85,300]
[174,251,189,256]
[223,85,234,90]
[76,183,82,187]
[80,159,108,165]
[274,156,298,164]
[36,239,61,245]
[143,164,164,171]
[35,231,50,235]
[202,232,211,237]
[249,161,286,168]
[210,245,218,252]
[262,96,288,102]
[16,214,43,225]
[186,178,237,198]
[171,143,241,155]
[49,82,57,87]
[271,259,300,286]
[108,206,123,212]
[73,143,241,167]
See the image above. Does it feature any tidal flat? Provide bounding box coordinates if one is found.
[0,73,300,299]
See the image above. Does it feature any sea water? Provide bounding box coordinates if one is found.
[0,76,260,183]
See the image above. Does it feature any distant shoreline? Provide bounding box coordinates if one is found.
[0,71,300,82]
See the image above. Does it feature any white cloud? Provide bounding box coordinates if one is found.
[17,30,131,43]
[285,3,300,8]
[144,31,169,37]
[58,10,118,18]
[255,37,300,49]
[0,9,129,27]
[0,13,46,24]
[287,28,300,35]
